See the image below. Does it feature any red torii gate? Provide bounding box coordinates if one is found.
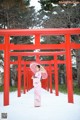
[0,28,80,106]
[10,51,66,97]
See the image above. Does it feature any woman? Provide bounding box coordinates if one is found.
[32,65,42,107]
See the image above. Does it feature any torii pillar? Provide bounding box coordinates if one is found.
[4,35,10,106]
[18,56,21,97]
[54,55,59,96]
[65,34,73,103]
[23,62,26,94]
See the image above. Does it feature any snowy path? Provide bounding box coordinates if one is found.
[0,89,80,120]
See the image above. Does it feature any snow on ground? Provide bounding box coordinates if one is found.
[0,88,80,120]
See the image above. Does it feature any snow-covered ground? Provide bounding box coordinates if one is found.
[0,88,80,120]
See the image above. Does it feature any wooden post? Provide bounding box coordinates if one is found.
[49,63,52,93]
[65,34,73,103]
[35,34,40,45]
[26,69,29,92]
[23,63,26,94]
[4,35,10,106]
[54,55,59,96]
[18,56,21,97]
[47,69,50,91]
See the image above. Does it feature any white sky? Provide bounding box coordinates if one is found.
[30,0,41,11]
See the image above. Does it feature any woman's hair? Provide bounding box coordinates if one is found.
[36,65,40,69]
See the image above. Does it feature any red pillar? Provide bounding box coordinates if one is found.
[18,56,21,97]
[35,34,40,45]
[65,34,73,103]
[49,63,52,93]
[23,63,26,94]
[29,71,32,90]
[28,70,30,90]
[25,69,27,90]
[47,69,49,91]
[29,71,31,89]
[4,35,10,106]
[26,69,29,92]
[31,72,33,89]
[54,55,59,96]
[36,55,39,62]
[45,78,48,90]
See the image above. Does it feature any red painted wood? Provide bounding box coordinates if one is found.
[54,55,59,96]
[35,34,40,45]
[26,70,29,92]
[10,51,66,56]
[10,44,66,50]
[71,43,80,49]
[49,64,53,93]
[0,28,80,36]
[0,44,5,50]
[65,34,73,103]
[28,71,31,90]
[47,69,50,91]
[18,56,21,97]
[23,63,26,94]
[4,35,10,106]
[10,60,66,65]
[0,28,80,106]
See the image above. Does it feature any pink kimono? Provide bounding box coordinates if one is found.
[33,71,41,107]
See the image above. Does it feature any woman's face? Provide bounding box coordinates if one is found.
[36,66,40,72]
